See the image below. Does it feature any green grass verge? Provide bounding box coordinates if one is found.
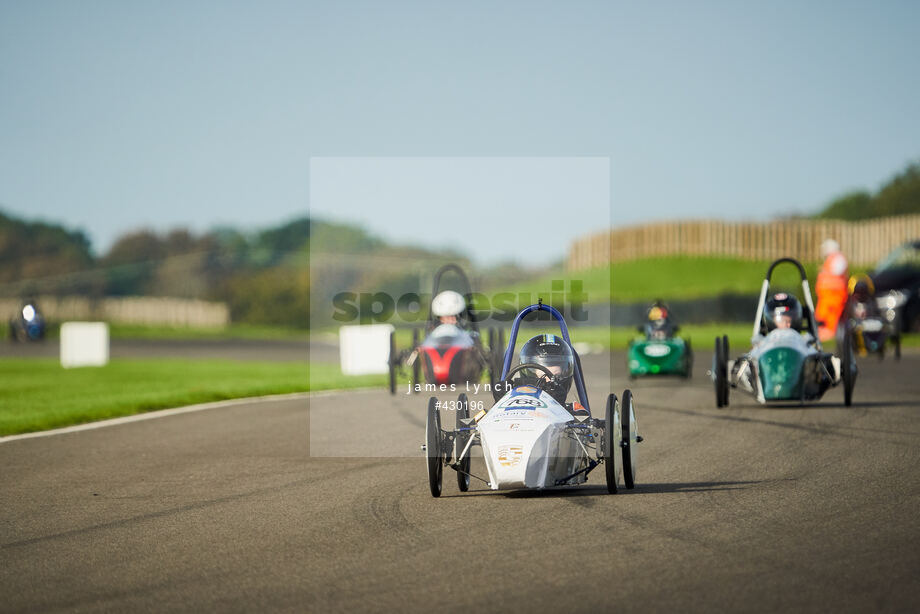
[491,256,874,304]
[0,359,382,436]
[107,323,308,341]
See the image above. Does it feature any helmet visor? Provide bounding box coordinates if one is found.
[520,348,574,380]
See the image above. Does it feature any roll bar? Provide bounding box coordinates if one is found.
[429,263,479,333]
[499,302,590,412]
[753,257,821,349]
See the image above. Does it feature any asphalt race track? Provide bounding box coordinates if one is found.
[2,351,919,612]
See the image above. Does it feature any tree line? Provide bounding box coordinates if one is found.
[816,160,920,221]
[0,212,466,328]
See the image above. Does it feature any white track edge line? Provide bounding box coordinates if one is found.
[0,386,382,444]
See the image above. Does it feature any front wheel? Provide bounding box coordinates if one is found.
[426,397,443,497]
[621,389,638,489]
[456,393,471,492]
[411,328,421,392]
[604,393,620,494]
[496,329,506,368]
[388,332,398,395]
[713,336,728,408]
[842,332,856,407]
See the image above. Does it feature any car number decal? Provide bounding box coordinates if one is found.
[499,396,546,409]
[644,344,671,357]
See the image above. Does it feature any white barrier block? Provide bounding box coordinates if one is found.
[339,324,394,375]
[61,322,110,368]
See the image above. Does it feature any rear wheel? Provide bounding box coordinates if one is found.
[842,332,856,407]
[684,338,694,379]
[455,393,471,492]
[604,393,620,494]
[426,397,443,497]
[491,329,507,385]
[621,389,638,489]
[713,336,726,407]
[411,328,420,392]
[721,337,728,400]
[388,332,397,395]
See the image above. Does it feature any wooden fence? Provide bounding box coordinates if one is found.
[0,296,230,328]
[567,215,920,270]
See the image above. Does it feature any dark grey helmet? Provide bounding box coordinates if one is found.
[519,334,575,400]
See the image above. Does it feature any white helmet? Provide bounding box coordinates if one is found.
[431,290,466,317]
[821,239,840,258]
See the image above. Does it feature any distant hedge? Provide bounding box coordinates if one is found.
[817,161,920,220]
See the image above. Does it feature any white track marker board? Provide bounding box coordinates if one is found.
[339,324,394,375]
[60,322,110,368]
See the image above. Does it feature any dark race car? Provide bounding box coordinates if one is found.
[841,274,900,360]
[388,264,504,394]
[8,300,46,342]
[870,240,920,333]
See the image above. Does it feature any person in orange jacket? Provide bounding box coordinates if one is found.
[815,239,849,342]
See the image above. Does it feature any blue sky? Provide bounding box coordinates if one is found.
[1,1,918,264]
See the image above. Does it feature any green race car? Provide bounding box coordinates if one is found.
[627,302,693,378]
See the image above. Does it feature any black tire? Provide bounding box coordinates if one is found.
[842,332,855,407]
[412,328,420,392]
[426,397,443,497]
[491,329,506,386]
[456,393,471,492]
[604,393,620,494]
[894,334,901,361]
[684,337,693,379]
[621,389,638,489]
[713,337,725,407]
[720,336,730,407]
[388,332,397,395]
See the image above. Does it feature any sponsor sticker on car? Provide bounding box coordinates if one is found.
[506,422,535,431]
[512,385,538,394]
[497,445,524,467]
[644,344,671,357]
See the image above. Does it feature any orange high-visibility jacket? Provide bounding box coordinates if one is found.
[815,252,849,337]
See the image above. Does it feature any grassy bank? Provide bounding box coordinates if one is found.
[0,359,381,436]
[492,256,874,303]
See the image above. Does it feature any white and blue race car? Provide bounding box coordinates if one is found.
[423,302,641,496]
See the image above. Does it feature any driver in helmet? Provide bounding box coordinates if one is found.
[430,290,466,327]
[765,292,803,331]
[645,301,674,340]
[843,275,881,352]
[846,275,878,320]
[518,334,585,415]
